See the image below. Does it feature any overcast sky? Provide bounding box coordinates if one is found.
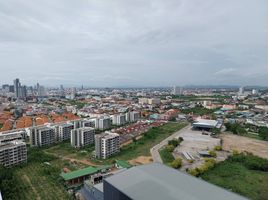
[0,0,267,87]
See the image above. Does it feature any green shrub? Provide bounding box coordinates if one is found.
[170,157,182,169]
[209,150,217,158]
[166,145,175,152]
[214,145,222,151]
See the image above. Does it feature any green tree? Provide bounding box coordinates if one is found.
[170,157,182,169]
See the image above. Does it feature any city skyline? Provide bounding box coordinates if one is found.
[0,0,267,87]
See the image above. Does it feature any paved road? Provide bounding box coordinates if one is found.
[150,124,191,163]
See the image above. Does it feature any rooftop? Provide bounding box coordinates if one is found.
[61,167,98,181]
[104,163,247,200]
[192,119,218,127]
[60,165,112,181]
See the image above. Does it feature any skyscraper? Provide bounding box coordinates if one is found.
[172,86,183,95]
[13,78,20,98]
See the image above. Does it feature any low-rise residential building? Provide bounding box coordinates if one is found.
[95,132,120,159]
[71,127,95,148]
[0,140,27,167]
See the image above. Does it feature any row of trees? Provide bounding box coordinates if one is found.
[226,122,268,141]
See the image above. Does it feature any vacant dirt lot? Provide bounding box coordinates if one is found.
[129,156,153,165]
[221,134,268,159]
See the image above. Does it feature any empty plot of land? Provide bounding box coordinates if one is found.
[129,156,153,165]
[174,129,221,159]
[173,129,222,170]
[221,134,268,159]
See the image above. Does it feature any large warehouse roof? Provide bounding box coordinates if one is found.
[104,163,247,200]
[192,119,219,128]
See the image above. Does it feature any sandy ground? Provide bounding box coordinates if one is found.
[220,133,268,159]
[129,156,153,165]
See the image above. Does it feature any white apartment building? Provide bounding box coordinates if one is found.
[97,116,111,130]
[0,130,25,144]
[112,113,126,126]
[57,123,74,141]
[95,131,120,159]
[30,126,56,147]
[148,98,161,105]
[70,127,95,148]
[129,111,140,122]
[0,140,27,167]
[172,86,183,95]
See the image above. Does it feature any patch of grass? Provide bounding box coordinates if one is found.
[1,147,74,200]
[201,154,268,200]
[15,159,72,200]
[159,148,175,164]
[0,123,3,129]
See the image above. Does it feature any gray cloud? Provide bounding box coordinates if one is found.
[0,0,267,87]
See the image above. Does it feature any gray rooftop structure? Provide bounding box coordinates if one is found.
[192,119,219,129]
[104,163,248,200]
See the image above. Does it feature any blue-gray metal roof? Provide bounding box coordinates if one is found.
[105,163,248,200]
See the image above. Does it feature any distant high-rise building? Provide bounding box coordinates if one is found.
[172,86,183,95]
[9,85,14,93]
[36,83,46,97]
[238,86,244,95]
[71,87,76,100]
[252,89,258,95]
[60,85,65,97]
[13,78,20,98]
[2,84,10,92]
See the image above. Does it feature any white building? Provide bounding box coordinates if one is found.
[138,98,149,105]
[95,131,120,159]
[0,130,25,144]
[0,140,27,167]
[238,86,244,95]
[57,123,74,141]
[30,126,56,147]
[112,113,126,126]
[71,127,95,148]
[97,116,111,130]
[172,86,183,95]
[129,111,140,122]
[148,98,161,105]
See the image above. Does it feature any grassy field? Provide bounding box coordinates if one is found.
[0,148,75,200]
[201,154,268,200]
[159,148,175,164]
[92,122,188,164]
[15,159,72,200]
[45,141,95,160]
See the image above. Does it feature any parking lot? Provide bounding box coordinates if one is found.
[173,127,227,170]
